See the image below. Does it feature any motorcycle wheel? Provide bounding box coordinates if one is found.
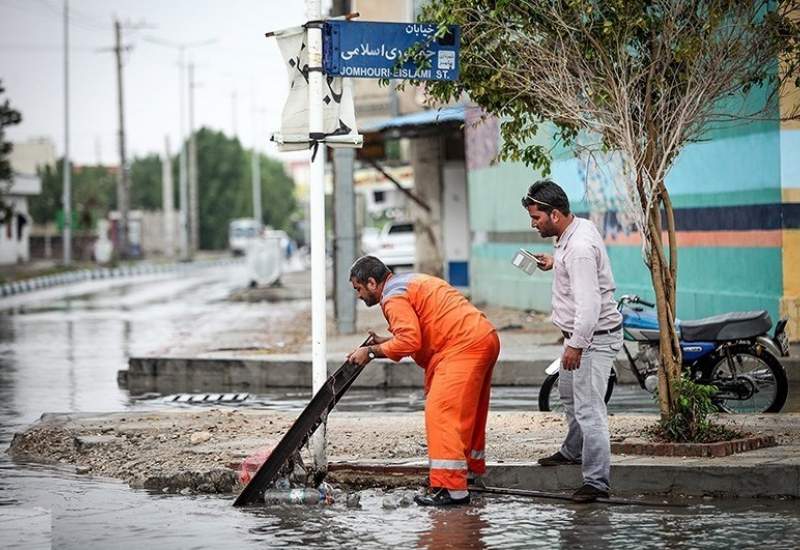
[538,371,616,412]
[705,344,788,413]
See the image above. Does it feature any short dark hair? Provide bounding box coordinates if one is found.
[521,179,571,215]
[349,255,391,285]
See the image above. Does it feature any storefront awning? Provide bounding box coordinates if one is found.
[364,106,464,138]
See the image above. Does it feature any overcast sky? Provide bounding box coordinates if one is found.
[0,0,323,165]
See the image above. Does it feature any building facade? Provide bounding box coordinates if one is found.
[467,91,800,340]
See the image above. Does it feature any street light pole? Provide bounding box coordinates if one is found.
[142,37,216,261]
[62,0,71,265]
[188,61,199,256]
[114,18,130,259]
[306,0,328,476]
[250,102,263,226]
[178,46,189,260]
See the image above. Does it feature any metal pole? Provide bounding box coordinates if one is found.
[62,0,71,265]
[114,19,130,258]
[251,150,262,226]
[231,90,238,137]
[333,147,356,334]
[306,0,328,475]
[251,104,262,225]
[188,61,199,256]
[162,135,175,258]
[178,47,189,260]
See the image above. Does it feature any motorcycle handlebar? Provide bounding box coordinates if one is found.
[618,295,655,308]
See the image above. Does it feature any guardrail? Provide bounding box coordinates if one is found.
[0,258,244,298]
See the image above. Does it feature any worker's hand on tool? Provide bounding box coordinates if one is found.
[346,346,372,367]
[561,345,583,371]
[532,253,554,271]
[367,331,390,345]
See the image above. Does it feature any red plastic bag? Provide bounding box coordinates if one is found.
[239,447,272,485]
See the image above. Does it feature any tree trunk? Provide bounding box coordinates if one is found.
[646,186,683,420]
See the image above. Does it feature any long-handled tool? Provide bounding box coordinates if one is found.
[233,336,374,507]
[470,485,688,507]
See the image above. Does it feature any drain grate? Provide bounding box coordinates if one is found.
[168,393,250,403]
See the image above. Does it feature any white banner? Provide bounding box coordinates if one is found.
[271,26,362,152]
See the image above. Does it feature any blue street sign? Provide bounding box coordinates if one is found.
[323,20,460,81]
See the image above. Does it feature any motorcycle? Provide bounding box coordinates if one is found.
[538,295,791,413]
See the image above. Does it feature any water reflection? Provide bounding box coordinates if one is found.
[558,506,613,550]
[416,505,489,549]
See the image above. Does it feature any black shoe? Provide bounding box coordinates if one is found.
[467,475,485,488]
[414,488,470,507]
[537,451,581,467]
[572,484,609,503]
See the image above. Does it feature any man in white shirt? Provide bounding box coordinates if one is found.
[522,179,623,502]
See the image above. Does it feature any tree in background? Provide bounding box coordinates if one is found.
[419,0,800,420]
[256,150,297,234]
[33,162,116,230]
[129,153,164,211]
[31,128,297,250]
[0,81,22,219]
[193,128,297,249]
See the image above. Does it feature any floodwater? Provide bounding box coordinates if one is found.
[1,266,799,549]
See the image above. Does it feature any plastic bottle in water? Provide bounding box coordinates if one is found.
[263,487,334,506]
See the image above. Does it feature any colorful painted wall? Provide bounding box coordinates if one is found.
[464,98,800,340]
[780,82,800,340]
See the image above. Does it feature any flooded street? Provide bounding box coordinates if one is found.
[2,265,800,549]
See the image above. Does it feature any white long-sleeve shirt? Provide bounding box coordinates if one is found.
[551,217,622,349]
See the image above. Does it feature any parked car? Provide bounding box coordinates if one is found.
[374,221,415,268]
[360,226,381,255]
[228,218,262,256]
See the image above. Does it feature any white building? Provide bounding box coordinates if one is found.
[0,172,41,265]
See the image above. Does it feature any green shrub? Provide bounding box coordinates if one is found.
[649,374,743,443]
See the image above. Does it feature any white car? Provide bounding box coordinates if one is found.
[360,226,381,255]
[374,221,415,268]
[229,218,262,256]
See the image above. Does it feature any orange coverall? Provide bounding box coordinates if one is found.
[378,273,500,490]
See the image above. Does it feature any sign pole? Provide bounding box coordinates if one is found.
[306,0,328,477]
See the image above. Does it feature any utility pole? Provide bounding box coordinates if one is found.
[333,148,356,334]
[329,0,357,335]
[231,90,238,138]
[114,18,130,258]
[188,62,199,256]
[251,149,262,226]
[178,47,189,260]
[162,136,175,258]
[306,0,328,477]
[141,36,215,260]
[62,0,71,265]
[250,101,262,225]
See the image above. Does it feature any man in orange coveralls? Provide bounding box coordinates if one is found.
[346,255,500,507]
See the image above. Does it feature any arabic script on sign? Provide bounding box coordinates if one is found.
[340,43,434,62]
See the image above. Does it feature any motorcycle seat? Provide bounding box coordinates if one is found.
[680,310,772,342]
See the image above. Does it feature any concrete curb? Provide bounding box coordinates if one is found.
[121,354,800,393]
[121,356,567,393]
[0,258,243,299]
[327,459,800,498]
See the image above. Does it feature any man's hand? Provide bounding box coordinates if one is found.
[533,253,554,271]
[368,331,390,345]
[561,345,583,371]
[346,346,372,367]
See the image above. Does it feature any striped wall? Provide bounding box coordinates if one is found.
[467,108,799,339]
[780,117,800,340]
